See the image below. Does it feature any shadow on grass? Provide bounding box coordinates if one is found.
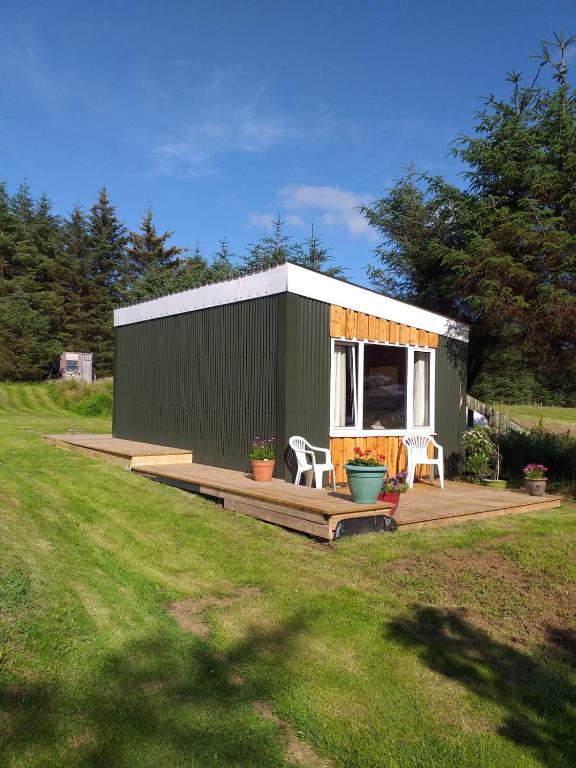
[386,605,576,768]
[1,611,312,768]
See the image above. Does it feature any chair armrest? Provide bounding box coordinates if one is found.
[303,449,317,465]
[308,445,330,461]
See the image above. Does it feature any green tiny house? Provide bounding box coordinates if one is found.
[113,263,468,481]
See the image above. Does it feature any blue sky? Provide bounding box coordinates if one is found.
[1,1,574,284]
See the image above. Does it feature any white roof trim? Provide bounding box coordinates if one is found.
[114,262,468,341]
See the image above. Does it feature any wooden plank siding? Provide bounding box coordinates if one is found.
[330,305,439,348]
[329,304,439,484]
[330,436,437,484]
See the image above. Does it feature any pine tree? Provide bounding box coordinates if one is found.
[171,245,212,291]
[85,188,129,374]
[0,290,59,380]
[0,182,19,295]
[362,34,576,397]
[209,239,238,281]
[242,216,303,271]
[10,182,35,228]
[296,225,345,278]
[60,205,91,350]
[127,208,185,280]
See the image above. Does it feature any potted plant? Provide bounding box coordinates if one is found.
[249,437,276,482]
[463,425,507,489]
[523,463,548,496]
[377,472,408,516]
[344,448,387,504]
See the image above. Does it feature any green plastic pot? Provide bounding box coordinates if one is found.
[344,464,387,504]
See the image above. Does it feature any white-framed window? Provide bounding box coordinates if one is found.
[330,339,435,436]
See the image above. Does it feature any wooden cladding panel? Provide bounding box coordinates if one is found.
[330,305,439,348]
[330,436,435,484]
[330,437,406,484]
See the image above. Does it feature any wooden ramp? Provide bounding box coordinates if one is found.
[44,434,562,540]
[43,434,193,470]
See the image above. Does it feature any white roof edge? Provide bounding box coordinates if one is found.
[114,262,468,342]
[285,263,469,341]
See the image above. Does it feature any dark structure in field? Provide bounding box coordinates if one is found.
[113,263,468,481]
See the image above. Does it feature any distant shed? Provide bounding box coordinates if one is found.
[113,263,468,481]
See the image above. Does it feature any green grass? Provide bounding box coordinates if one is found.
[1,383,575,768]
[491,403,576,433]
[46,378,113,417]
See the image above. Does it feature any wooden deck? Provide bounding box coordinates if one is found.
[44,434,562,540]
[43,433,193,470]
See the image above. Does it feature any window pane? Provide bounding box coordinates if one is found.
[333,343,357,427]
[363,345,407,429]
[413,351,431,427]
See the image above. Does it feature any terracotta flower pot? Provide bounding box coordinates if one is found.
[251,458,275,482]
[525,478,547,496]
[377,491,400,516]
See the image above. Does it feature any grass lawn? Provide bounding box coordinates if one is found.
[1,383,575,768]
[491,403,576,434]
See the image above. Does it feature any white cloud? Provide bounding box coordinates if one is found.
[153,109,295,178]
[247,211,277,228]
[278,184,377,241]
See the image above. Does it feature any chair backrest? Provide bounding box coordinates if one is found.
[403,434,433,462]
[288,435,312,469]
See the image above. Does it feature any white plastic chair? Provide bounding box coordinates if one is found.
[402,435,444,489]
[288,436,337,491]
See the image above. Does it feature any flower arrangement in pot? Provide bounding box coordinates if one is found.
[249,437,275,482]
[377,472,408,516]
[523,463,548,496]
[344,448,387,504]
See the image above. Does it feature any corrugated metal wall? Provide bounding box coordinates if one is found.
[276,294,331,479]
[113,290,465,479]
[434,335,467,476]
[113,295,279,471]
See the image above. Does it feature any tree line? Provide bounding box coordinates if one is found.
[363,33,576,405]
[0,186,341,379]
[1,34,574,405]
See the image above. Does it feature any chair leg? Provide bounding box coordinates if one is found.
[439,462,445,489]
[294,469,302,486]
[407,460,415,488]
[331,469,337,492]
[314,468,323,489]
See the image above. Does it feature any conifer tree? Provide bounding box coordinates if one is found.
[171,245,212,291]
[60,205,91,350]
[242,216,303,271]
[209,239,238,281]
[362,33,576,398]
[296,225,345,278]
[85,188,129,374]
[127,208,184,280]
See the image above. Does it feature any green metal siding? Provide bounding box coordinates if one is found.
[276,294,331,479]
[435,335,467,476]
[113,295,279,471]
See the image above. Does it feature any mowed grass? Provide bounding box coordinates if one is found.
[492,403,576,434]
[1,383,575,768]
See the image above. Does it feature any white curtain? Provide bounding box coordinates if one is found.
[333,345,347,427]
[333,344,357,427]
[413,352,430,427]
